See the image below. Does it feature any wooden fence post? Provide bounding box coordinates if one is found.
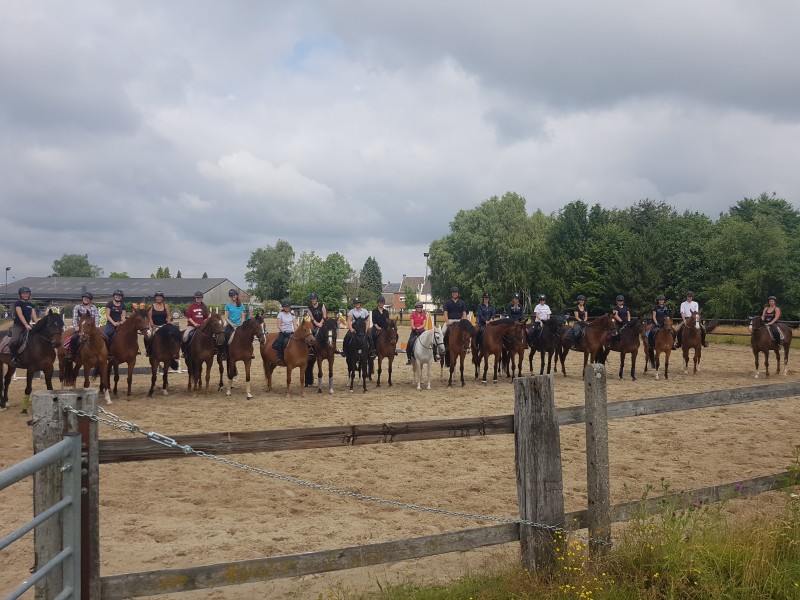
[584,363,611,552]
[514,375,565,571]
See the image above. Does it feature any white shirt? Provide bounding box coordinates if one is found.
[533,303,551,323]
[679,300,699,319]
[277,311,296,334]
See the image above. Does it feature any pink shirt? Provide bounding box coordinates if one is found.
[410,312,426,330]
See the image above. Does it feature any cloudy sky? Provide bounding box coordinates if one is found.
[2,1,799,289]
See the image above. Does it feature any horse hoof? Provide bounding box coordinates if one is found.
[246,393,253,399]
[162,390,168,396]
[226,390,231,396]
[329,388,334,394]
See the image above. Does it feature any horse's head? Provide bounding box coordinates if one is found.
[688,310,701,329]
[35,312,65,348]
[78,312,97,343]
[385,319,399,344]
[662,316,673,329]
[432,326,446,355]
[318,317,337,348]
[748,315,764,332]
[130,308,152,337]
[205,313,225,345]
[252,313,267,344]
[297,319,315,347]
[352,317,367,336]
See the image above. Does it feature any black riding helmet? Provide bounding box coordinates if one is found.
[538,294,546,300]
[228,289,238,297]
[353,297,362,305]
[657,294,665,301]
[616,295,625,302]
[482,292,490,298]
[415,301,423,308]
[378,296,386,303]
[113,289,124,297]
[281,299,291,308]
[768,295,777,301]
[450,287,459,294]
[576,295,586,301]
[194,291,203,298]
[82,292,94,300]
[18,286,31,296]
[310,292,318,300]
[153,291,164,299]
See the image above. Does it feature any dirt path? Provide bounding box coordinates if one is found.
[2,337,799,598]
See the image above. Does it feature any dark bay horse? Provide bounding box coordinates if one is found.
[0,311,64,412]
[108,307,151,397]
[444,319,474,387]
[644,316,676,380]
[225,315,266,399]
[311,317,337,394]
[600,317,646,380]
[261,319,315,397]
[556,314,616,378]
[77,312,112,404]
[681,311,704,375]
[344,317,370,393]
[147,323,182,398]
[473,318,523,384]
[749,315,792,378]
[500,318,528,379]
[372,318,398,387]
[184,313,225,396]
[527,315,565,375]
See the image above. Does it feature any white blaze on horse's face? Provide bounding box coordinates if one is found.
[327,329,334,347]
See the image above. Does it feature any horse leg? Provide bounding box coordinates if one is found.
[0,364,6,410]
[43,365,54,392]
[22,371,34,414]
[694,346,701,375]
[226,360,234,396]
[387,355,394,387]
[539,350,545,375]
[160,363,169,396]
[545,351,553,375]
[111,361,119,396]
[764,349,771,378]
[459,354,465,387]
[783,344,790,375]
[327,357,334,394]
[147,361,157,397]
[630,351,637,381]
[618,353,625,380]
[376,357,382,387]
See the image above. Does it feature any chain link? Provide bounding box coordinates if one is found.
[64,404,612,547]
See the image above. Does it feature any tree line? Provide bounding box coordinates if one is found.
[49,254,208,279]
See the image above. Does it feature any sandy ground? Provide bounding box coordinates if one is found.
[2,328,799,599]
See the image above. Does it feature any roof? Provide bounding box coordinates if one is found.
[382,281,403,293]
[12,277,240,299]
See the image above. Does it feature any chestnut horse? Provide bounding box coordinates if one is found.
[261,318,315,396]
[556,314,616,378]
[680,311,704,375]
[599,318,646,380]
[644,316,676,380]
[444,319,474,387]
[108,307,151,397]
[311,317,337,394]
[0,311,64,413]
[749,315,792,379]
[473,318,524,384]
[77,312,112,404]
[184,313,225,395]
[527,315,565,375]
[372,318,398,387]
[225,314,267,399]
[147,323,182,398]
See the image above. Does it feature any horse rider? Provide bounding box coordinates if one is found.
[674,291,708,349]
[304,292,327,385]
[443,286,467,338]
[146,291,172,357]
[566,294,588,350]
[506,292,524,322]
[475,292,496,350]
[222,289,247,360]
[105,289,126,344]
[371,295,389,356]
[646,294,669,350]
[611,295,630,340]
[344,297,372,358]
[761,295,782,348]
[67,292,101,361]
[531,294,551,339]
[406,301,428,364]
[183,291,210,355]
[275,300,297,364]
[8,286,38,366]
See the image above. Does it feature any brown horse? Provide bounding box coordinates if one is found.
[556,314,617,378]
[261,318,315,396]
[643,316,676,380]
[371,318,398,387]
[680,311,704,375]
[501,318,528,379]
[184,313,225,395]
[600,317,646,380]
[311,317,337,394]
[443,319,474,387]
[473,318,523,384]
[108,307,151,397]
[0,311,64,413]
[76,312,112,404]
[147,323,182,398]
[223,314,266,399]
[527,315,565,375]
[749,315,792,379]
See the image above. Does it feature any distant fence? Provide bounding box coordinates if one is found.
[20,377,800,598]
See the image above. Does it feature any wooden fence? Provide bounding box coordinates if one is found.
[29,373,800,598]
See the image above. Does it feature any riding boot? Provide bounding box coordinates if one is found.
[701,330,709,348]
[673,328,682,350]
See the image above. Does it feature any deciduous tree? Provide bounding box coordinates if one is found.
[51,254,103,277]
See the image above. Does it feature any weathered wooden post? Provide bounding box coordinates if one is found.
[514,375,565,571]
[32,388,100,599]
[584,363,611,552]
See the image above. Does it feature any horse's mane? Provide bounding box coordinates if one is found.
[157,323,182,343]
[488,317,516,327]
[33,312,61,333]
[352,317,367,334]
[457,319,474,333]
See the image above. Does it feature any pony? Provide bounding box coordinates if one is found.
[680,311,704,375]
[599,317,646,380]
[147,323,182,398]
[749,315,792,379]
[410,327,446,390]
[643,316,676,380]
[311,317,338,394]
[527,315,566,375]
[76,312,112,404]
[260,318,315,397]
[371,318,398,387]
[443,318,474,387]
[0,311,64,413]
[184,313,225,396]
[473,318,523,384]
[499,318,528,379]
[108,307,151,397]
[343,317,371,393]
[225,314,267,399]
[555,314,616,378]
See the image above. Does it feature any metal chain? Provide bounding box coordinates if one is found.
[64,405,612,547]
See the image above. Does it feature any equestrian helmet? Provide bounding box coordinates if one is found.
[281,299,291,307]
[415,301,423,308]
[378,296,386,303]
[576,295,586,301]
[768,295,777,301]
[616,295,625,301]
[82,292,94,300]
[482,291,490,298]
[450,286,459,293]
[657,294,665,301]
[228,288,238,297]
[686,291,694,296]
[113,289,124,297]
[512,293,520,299]
[18,286,31,295]
[154,290,164,298]
[309,292,318,300]
[538,294,546,300]
[353,297,362,304]
[194,291,203,298]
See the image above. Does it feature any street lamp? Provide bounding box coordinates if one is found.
[423,253,429,283]
[4,267,9,310]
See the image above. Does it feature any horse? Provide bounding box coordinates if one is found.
[410,327,446,390]
[147,323,182,398]
[108,307,151,397]
[643,316,676,380]
[680,311,704,375]
[75,312,112,404]
[473,318,524,384]
[555,314,617,378]
[599,317,646,380]
[224,314,267,399]
[311,317,337,394]
[0,311,64,413]
[443,319,474,387]
[184,313,225,396]
[343,317,371,393]
[527,315,566,375]
[260,318,315,397]
[371,318,398,387]
[749,315,792,379]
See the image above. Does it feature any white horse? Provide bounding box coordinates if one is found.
[411,327,446,390]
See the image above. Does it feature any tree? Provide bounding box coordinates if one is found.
[151,267,171,278]
[245,239,295,302]
[315,253,352,310]
[51,254,103,277]
[109,272,129,278]
[289,251,323,304]
[360,257,383,302]
[202,272,208,279]
[402,286,418,310]
[176,270,182,278]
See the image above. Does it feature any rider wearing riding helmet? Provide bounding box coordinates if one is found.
[566,295,588,349]
[183,291,210,344]
[761,295,782,347]
[475,292,496,350]
[443,287,467,333]
[647,294,669,349]
[105,290,126,339]
[407,300,428,364]
[344,297,373,357]
[506,292,524,322]
[275,299,297,364]
[68,292,101,360]
[145,291,171,356]
[304,292,327,385]
[9,286,38,365]
[371,295,389,349]
[674,291,708,349]
[611,295,630,338]
[532,294,551,339]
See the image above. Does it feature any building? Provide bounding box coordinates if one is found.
[382,276,434,312]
